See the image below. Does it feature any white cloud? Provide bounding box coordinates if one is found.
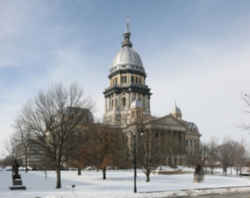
[144,40,250,143]
[0,0,250,155]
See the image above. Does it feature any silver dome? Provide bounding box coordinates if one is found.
[112,46,143,67]
[110,28,146,74]
[110,46,145,73]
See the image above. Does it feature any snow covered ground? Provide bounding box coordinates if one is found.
[1,169,250,198]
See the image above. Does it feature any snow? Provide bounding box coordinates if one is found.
[0,169,250,198]
[153,166,194,174]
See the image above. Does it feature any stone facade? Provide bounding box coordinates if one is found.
[103,25,201,166]
[103,29,151,127]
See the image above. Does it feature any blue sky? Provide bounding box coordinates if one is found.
[1,0,250,154]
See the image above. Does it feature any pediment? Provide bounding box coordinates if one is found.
[147,115,187,131]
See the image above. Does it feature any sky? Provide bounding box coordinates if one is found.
[0,0,250,155]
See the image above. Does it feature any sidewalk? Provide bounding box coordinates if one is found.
[140,185,250,198]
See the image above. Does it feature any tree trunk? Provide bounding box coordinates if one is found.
[77,168,81,176]
[210,167,214,175]
[25,155,28,173]
[56,168,61,188]
[44,170,47,180]
[102,167,106,180]
[25,147,28,173]
[223,166,227,176]
[146,169,150,182]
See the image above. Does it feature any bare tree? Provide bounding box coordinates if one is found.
[231,140,246,175]
[0,134,21,169]
[206,138,219,174]
[84,124,127,180]
[0,155,15,168]
[139,129,162,182]
[65,108,94,176]
[19,83,93,188]
[218,139,235,176]
[185,141,207,169]
[130,107,163,182]
[12,118,32,172]
[4,133,19,160]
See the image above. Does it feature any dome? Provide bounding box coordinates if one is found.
[185,121,200,136]
[187,122,198,131]
[112,46,143,67]
[109,30,145,75]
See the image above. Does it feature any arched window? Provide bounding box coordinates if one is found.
[122,97,126,107]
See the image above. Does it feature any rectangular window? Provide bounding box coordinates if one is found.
[131,76,134,84]
[114,78,118,86]
[121,76,127,84]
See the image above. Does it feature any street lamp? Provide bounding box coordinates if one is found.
[129,99,144,193]
[131,129,144,193]
[132,131,137,193]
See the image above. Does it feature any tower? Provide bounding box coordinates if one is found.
[172,103,182,120]
[103,22,151,126]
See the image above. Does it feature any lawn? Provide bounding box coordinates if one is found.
[1,169,250,198]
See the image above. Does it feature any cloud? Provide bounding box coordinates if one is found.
[0,0,250,154]
[144,39,250,143]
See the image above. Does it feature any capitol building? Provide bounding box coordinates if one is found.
[15,24,201,169]
[103,24,201,165]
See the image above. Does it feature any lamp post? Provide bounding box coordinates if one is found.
[132,131,137,193]
[132,129,144,193]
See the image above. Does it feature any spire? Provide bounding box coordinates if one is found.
[122,17,133,48]
[125,16,130,33]
[172,101,182,120]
